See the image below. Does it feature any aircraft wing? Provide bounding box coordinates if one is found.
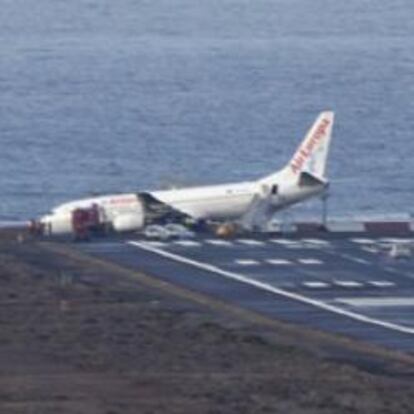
[138,192,193,225]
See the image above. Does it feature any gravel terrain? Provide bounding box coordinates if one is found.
[0,231,413,413]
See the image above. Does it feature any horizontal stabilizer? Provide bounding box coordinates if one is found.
[298,171,327,187]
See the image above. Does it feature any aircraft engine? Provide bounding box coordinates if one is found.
[112,213,145,232]
[42,213,72,235]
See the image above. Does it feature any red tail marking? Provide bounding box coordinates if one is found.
[290,118,330,175]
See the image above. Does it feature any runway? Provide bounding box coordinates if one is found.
[78,234,414,352]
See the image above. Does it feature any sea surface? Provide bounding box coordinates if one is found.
[0,0,413,220]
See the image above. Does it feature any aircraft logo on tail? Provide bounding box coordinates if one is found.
[290,114,333,176]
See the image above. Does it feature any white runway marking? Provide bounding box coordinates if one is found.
[334,280,363,288]
[128,241,414,335]
[205,239,234,246]
[298,258,323,265]
[368,280,396,288]
[380,238,414,243]
[236,239,266,246]
[143,241,168,248]
[266,259,292,265]
[174,240,202,247]
[302,238,330,246]
[235,259,260,266]
[336,297,414,308]
[303,281,329,288]
[350,238,376,244]
[270,239,300,246]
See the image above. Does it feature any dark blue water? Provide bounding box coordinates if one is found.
[1,0,413,220]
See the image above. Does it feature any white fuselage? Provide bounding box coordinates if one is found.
[152,182,258,220]
[39,176,322,236]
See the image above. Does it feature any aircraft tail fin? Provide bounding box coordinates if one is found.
[261,111,334,185]
[289,111,334,179]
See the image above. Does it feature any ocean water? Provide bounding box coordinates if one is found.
[0,0,413,220]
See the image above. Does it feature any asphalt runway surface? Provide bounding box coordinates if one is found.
[79,234,414,353]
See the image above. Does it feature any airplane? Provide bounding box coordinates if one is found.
[32,111,334,239]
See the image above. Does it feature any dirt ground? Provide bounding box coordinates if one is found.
[0,230,413,413]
